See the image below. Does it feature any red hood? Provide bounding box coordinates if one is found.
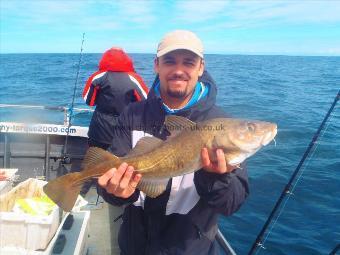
[99,47,135,72]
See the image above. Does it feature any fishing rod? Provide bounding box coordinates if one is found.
[248,89,340,255]
[329,243,340,255]
[58,33,85,174]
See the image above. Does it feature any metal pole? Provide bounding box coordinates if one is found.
[4,134,10,168]
[45,135,51,180]
[216,229,237,255]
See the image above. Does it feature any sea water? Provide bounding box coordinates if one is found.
[0,53,339,255]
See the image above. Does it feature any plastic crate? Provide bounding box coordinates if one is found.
[0,178,60,251]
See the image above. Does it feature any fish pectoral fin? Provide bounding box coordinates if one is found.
[225,152,246,166]
[82,147,119,169]
[137,178,169,198]
[164,115,196,138]
[125,136,164,157]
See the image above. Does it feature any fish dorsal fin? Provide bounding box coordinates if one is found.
[164,115,196,138]
[125,136,164,158]
[137,178,169,198]
[82,147,118,169]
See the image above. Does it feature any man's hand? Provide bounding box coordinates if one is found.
[201,148,236,174]
[98,162,142,198]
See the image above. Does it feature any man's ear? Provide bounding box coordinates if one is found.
[198,58,205,76]
[154,57,159,73]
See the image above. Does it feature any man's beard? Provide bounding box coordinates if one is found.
[165,73,190,99]
[166,87,188,99]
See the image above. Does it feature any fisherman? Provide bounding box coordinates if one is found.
[97,30,249,255]
[81,47,148,194]
[82,47,149,150]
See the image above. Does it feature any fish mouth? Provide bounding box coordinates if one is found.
[261,126,278,146]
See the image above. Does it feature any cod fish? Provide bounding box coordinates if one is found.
[43,115,277,211]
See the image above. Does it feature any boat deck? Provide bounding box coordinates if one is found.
[85,186,122,255]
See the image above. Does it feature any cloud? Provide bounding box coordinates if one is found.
[1,0,87,24]
[167,1,340,32]
[324,47,340,55]
[114,1,157,27]
[2,0,340,55]
[236,1,340,24]
[82,20,121,31]
[173,0,229,23]
[204,1,340,31]
[2,1,149,30]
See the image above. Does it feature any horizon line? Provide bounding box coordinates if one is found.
[0,52,340,57]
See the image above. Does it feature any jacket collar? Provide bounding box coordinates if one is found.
[147,70,217,120]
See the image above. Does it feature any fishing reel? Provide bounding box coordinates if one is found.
[61,155,71,165]
[54,155,72,177]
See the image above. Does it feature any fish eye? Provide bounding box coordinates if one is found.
[247,123,256,132]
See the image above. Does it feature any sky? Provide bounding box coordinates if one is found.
[1,0,340,56]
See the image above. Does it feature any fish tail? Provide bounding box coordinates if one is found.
[43,172,82,212]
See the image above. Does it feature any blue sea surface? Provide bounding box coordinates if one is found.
[0,53,339,255]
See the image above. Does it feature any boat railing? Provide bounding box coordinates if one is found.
[0,103,94,126]
[216,229,237,255]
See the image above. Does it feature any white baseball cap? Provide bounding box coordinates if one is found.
[156,30,204,58]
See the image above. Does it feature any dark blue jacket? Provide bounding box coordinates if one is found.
[84,71,148,148]
[99,71,249,255]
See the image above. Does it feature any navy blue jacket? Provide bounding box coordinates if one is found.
[84,71,148,148]
[99,71,249,255]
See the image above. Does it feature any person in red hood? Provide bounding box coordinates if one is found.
[83,47,149,150]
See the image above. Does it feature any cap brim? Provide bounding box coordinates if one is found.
[157,45,203,58]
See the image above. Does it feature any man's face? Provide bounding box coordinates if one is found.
[154,49,204,101]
